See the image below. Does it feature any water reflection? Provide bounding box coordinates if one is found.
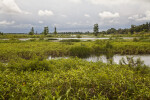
[84,55,150,66]
[49,54,150,66]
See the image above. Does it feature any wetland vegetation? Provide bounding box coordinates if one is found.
[0,22,150,99]
[0,33,150,99]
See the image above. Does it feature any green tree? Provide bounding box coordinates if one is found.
[54,27,57,35]
[29,27,34,35]
[93,24,99,36]
[130,25,135,34]
[149,22,150,31]
[0,32,3,35]
[107,28,117,34]
[43,27,49,35]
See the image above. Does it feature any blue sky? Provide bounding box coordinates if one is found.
[0,0,150,33]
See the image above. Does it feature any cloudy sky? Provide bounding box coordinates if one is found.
[0,0,150,33]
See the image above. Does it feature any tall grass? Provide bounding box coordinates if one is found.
[69,46,92,58]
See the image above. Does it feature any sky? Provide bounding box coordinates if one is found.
[0,0,150,33]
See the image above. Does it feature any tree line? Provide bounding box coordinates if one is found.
[27,22,150,36]
[98,22,150,35]
[29,26,57,35]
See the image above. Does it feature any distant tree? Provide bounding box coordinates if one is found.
[54,27,57,35]
[149,22,150,31]
[43,27,49,35]
[0,32,3,35]
[130,25,135,34]
[93,24,99,36]
[29,27,34,35]
[107,28,117,34]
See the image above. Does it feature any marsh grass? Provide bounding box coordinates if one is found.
[0,40,149,62]
[69,46,92,58]
[0,37,150,99]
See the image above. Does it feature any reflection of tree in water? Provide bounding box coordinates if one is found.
[106,52,114,64]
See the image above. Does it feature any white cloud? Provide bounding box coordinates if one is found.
[38,10,54,16]
[61,14,67,17]
[38,21,43,24]
[89,0,127,5]
[12,24,34,28]
[89,0,150,5]
[0,20,15,25]
[84,14,90,18]
[109,20,119,24]
[128,15,140,20]
[128,11,150,21]
[99,11,120,19]
[69,0,82,3]
[0,0,29,14]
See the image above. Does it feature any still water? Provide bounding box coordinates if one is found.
[49,55,150,66]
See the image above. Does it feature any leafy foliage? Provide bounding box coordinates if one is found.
[0,58,150,99]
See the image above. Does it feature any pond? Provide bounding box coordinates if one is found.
[48,54,150,66]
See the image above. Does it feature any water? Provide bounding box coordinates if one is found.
[84,55,150,66]
[49,55,150,66]
[0,37,135,41]
[54,38,109,40]
[19,38,33,41]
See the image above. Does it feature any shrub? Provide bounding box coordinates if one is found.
[133,38,139,42]
[76,35,82,38]
[69,46,92,58]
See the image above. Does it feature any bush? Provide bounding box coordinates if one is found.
[76,35,82,38]
[69,46,92,58]
[133,38,139,42]
[7,59,54,71]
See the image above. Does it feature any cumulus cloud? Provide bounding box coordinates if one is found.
[99,11,120,19]
[38,10,54,16]
[128,11,150,21]
[0,0,29,14]
[84,14,90,18]
[0,20,15,25]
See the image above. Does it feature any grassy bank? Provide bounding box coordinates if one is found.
[0,58,150,99]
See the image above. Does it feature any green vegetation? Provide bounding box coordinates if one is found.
[0,35,150,99]
[93,24,99,36]
[54,27,57,35]
[99,22,150,35]
[42,27,49,35]
[29,27,34,35]
[0,32,3,35]
[0,58,150,99]
[0,39,150,62]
